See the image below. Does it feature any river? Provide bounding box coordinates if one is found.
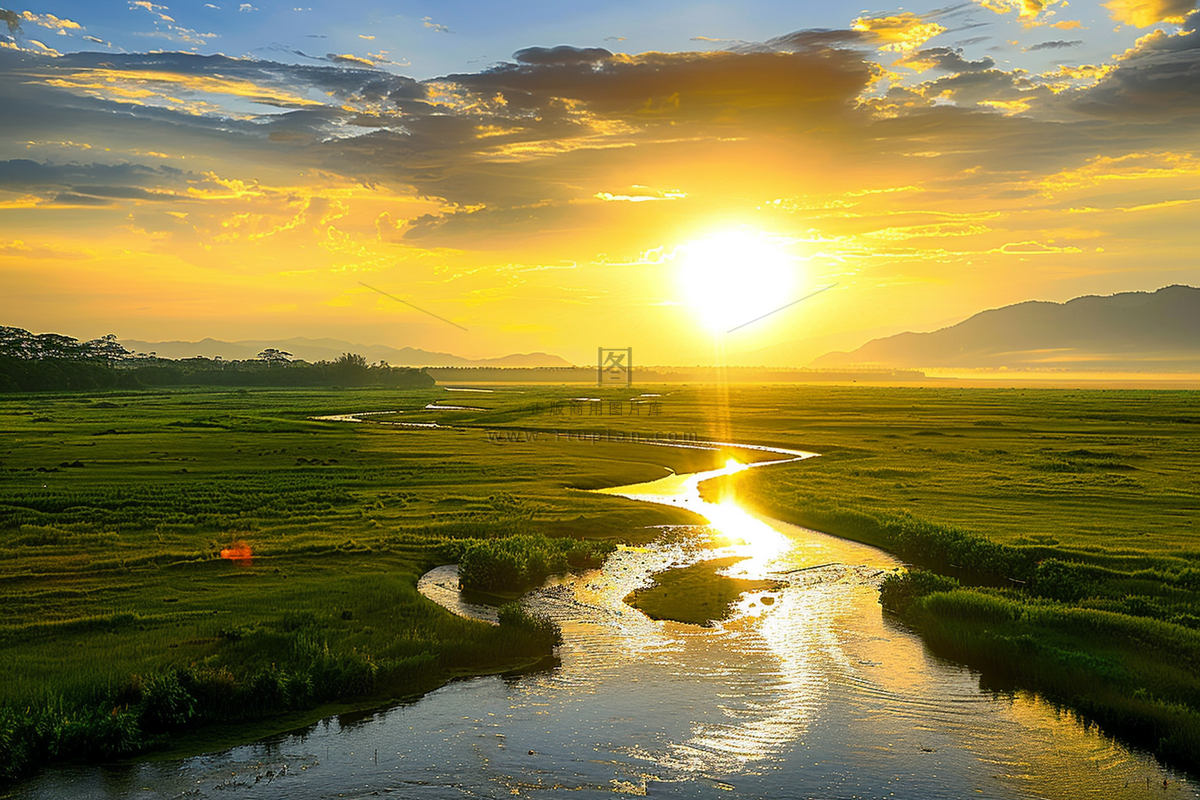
[9,449,1196,799]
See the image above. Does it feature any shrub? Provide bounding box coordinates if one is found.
[1032,559,1095,602]
[443,534,614,593]
[137,670,196,731]
[879,569,960,615]
[498,603,562,647]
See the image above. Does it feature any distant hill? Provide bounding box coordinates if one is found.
[812,285,1200,371]
[119,336,573,368]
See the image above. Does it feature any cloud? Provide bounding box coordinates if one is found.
[1105,0,1197,27]
[762,28,873,51]
[0,240,92,259]
[1024,39,1084,50]
[1038,151,1200,194]
[974,0,1066,22]
[129,1,173,23]
[595,187,687,202]
[992,240,1083,253]
[0,23,1195,263]
[0,158,187,194]
[1,9,21,33]
[901,46,996,72]
[20,11,83,33]
[512,45,613,65]
[23,39,62,56]
[422,16,452,34]
[328,52,376,67]
[852,12,946,52]
[126,0,220,46]
[1076,15,1200,118]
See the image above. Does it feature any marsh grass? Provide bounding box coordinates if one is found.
[624,556,778,626]
[0,387,713,781]
[442,533,615,593]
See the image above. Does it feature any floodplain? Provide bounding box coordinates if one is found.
[1,383,1198,782]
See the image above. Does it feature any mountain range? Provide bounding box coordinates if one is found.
[120,336,573,368]
[812,285,1200,371]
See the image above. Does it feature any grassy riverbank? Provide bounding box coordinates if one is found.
[681,387,1200,774]
[0,387,713,781]
[5,383,1198,780]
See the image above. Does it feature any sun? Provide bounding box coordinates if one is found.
[678,230,798,333]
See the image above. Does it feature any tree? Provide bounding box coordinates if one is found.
[334,352,369,384]
[256,348,293,364]
[83,334,131,364]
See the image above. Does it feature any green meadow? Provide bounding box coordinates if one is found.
[2,383,1199,777]
[0,386,713,780]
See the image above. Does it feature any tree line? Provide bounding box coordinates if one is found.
[0,326,434,392]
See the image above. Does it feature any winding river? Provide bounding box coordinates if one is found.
[10,439,1197,799]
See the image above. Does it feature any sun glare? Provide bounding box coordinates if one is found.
[679,231,798,333]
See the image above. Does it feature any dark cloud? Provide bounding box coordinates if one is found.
[762,29,872,51]
[0,160,195,206]
[0,8,21,34]
[1024,40,1084,51]
[919,67,1042,103]
[0,159,181,187]
[71,185,186,201]
[49,192,113,206]
[912,46,995,72]
[926,2,982,20]
[512,45,613,65]
[457,47,873,124]
[1075,12,1200,120]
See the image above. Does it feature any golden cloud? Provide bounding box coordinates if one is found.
[851,13,946,53]
[20,11,83,32]
[1104,0,1197,27]
[976,0,1066,19]
[42,68,324,114]
[1039,151,1200,194]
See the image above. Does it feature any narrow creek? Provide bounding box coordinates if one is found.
[11,444,1196,799]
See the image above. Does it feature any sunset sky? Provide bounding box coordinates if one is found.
[1,0,1197,364]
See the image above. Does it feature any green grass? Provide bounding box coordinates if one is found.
[624,556,778,626]
[442,533,615,594]
[0,386,716,780]
[3,383,1199,778]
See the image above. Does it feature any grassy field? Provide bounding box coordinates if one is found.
[0,386,718,780]
[3,383,1199,778]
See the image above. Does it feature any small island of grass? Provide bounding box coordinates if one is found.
[625,557,779,626]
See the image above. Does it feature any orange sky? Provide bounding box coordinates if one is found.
[1,1,1198,364]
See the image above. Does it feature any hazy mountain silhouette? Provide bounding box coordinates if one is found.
[120,336,573,368]
[812,286,1200,371]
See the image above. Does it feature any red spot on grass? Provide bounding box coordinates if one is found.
[220,541,252,566]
